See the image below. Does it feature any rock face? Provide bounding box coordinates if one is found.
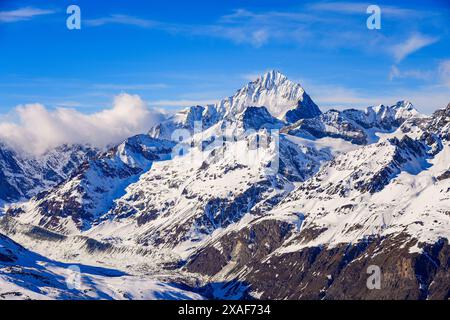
[238,106,285,131]
[186,223,450,299]
[1,71,449,300]
[294,135,428,196]
[149,105,221,141]
[284,110,369,145]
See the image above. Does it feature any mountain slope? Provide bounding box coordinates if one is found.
[184,104,450,299]
[0,144,97,206]
[86,129,332,255]
[6,135,175,233]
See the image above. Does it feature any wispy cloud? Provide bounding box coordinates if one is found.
[307,2,425,17]
[84,10,312,47]
[388,65,432,81]
[206,8,321,47]
[82,4,446,61]
[82,1,447,58]
[85,14,159,27]
[0,7,54,23]
[391,33,439,62]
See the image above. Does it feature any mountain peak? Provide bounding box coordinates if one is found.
[255,70,289,88]
[393,100,414,111]
[444,102,450,113]
[217,70,320,121]
[150,71,322,140]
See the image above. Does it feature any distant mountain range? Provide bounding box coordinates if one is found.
[1,71,449,300]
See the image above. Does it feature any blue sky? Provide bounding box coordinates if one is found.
[0,0,449,116]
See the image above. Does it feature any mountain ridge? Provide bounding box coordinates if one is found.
[0,71,449,300]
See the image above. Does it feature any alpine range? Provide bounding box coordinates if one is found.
[1,0,450,302]
[1,70,449,300]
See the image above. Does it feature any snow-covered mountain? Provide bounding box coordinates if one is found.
[218,70,321,121]
[150,70,321,140]
[6,134,175,233]
[0,144,97,206]
[283,100,421,145]
[1,72,449,300]
[87,131,332,253]
[185,103,450,300]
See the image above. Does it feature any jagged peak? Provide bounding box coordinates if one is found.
[253,70,290,89]
[393,100,414,110]
[424,102,450,119]
[215,70,319,121]
[436,102,450,115]
[242,70,303,95]
[368,101,420,121]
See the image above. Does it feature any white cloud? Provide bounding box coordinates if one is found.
[392,33,439,62]
[83,6,446,53]
[387,59,450,89]
[388,65,401,80]
[204,9,315,47]
[0,7,54,23]
[250,30,269,47]
[307,2,424,17]
[0,94,165,156]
